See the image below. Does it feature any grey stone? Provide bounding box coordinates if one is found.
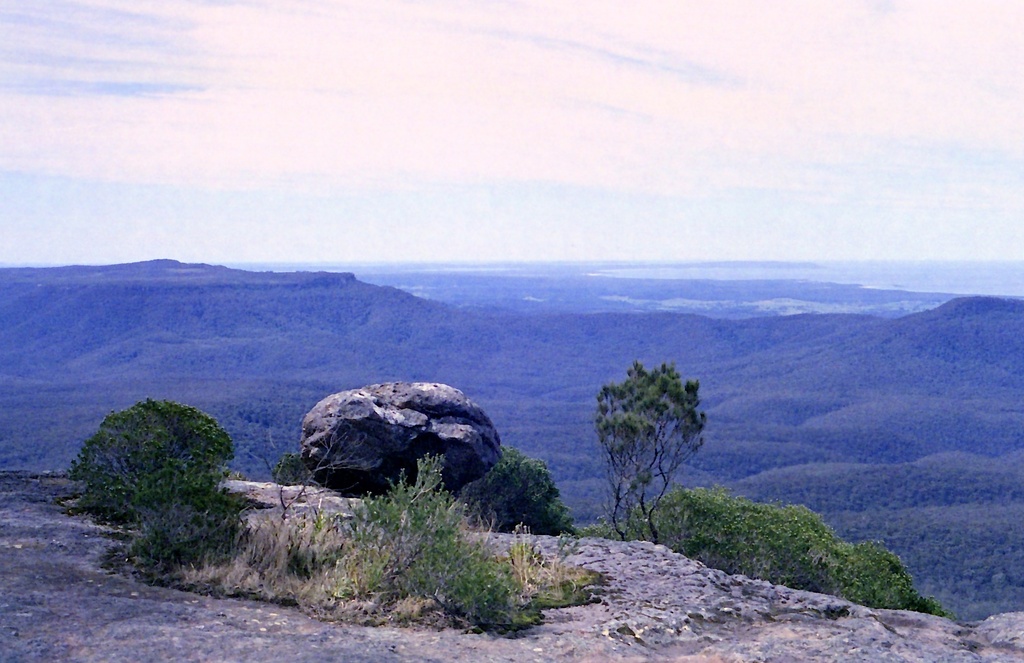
[973,612,1024,651]
[299,382,501,495]
[222,479,359,522]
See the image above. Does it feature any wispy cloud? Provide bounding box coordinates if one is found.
[1,0,205,102]
[1,1,1023,263]
[3,0,1022,193]
[469,27,741,88]
[3,80,202,97]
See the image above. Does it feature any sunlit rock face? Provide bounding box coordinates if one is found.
[299,382,501,495]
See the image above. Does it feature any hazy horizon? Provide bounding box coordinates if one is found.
[5,258,1024,298]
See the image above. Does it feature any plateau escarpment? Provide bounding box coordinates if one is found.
[2,472,1023,662]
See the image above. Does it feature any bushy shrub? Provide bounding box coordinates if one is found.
[272,451,313,485]
[834,540,950,615]
[649,486,950,616]
[459,447,574,535]
[128,464,243,571]
[340,456,519,626]
[69,399,241,569]
[652,487,837,594]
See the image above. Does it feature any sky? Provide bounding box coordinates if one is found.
[1,0,1023,265]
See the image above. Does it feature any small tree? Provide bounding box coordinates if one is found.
[596,361,705,543]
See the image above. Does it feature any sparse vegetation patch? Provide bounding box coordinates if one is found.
[184,457,596,630]
[69,400,596,631]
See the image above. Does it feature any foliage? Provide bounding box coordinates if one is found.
[272,451,313,485]
[460,447,574,535]
[735,454,1024,620]
[338,456,518,626]
[129,464,244,571]
[834,540,948,616]
[69,399,234,522]
[596,361,705,542]
[650,486,950,616]
[69,399,241,569]
[185,456,596,629]
[828,501,1024,621]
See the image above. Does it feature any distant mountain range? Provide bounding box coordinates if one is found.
[2,259,1023,619]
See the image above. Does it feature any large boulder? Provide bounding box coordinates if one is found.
[299,382,502,495]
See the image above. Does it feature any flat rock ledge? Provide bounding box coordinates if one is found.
[498,534,1024,661]
[3,471,1023,662]
[222,479,360,522]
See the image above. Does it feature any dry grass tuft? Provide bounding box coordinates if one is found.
[180,459,598,630]
[505,525,601,611]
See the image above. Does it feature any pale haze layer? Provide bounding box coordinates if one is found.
[1,1,1023,265]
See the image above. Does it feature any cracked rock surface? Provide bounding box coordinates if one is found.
[503,535,1024,661]
[3,472,1023,662]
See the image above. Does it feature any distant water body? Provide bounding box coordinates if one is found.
[594,262,1024,298]
[235,261,1024,299]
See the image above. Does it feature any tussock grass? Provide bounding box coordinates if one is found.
[182,458,596,630]
[183,510,346,608]
[505,526,600,612]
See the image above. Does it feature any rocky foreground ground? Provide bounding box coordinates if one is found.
[2,472,1023,662]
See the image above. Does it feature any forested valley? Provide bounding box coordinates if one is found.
[2,260,1023,620]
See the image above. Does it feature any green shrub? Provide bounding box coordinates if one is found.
[128,463,243,571]
[653,487,837,594]
[459,447,574,535]
[272,451,313,485]
[69,399,241,569]
[834,540,950,615]
[340,456,519,626]
[649,486,950,616]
